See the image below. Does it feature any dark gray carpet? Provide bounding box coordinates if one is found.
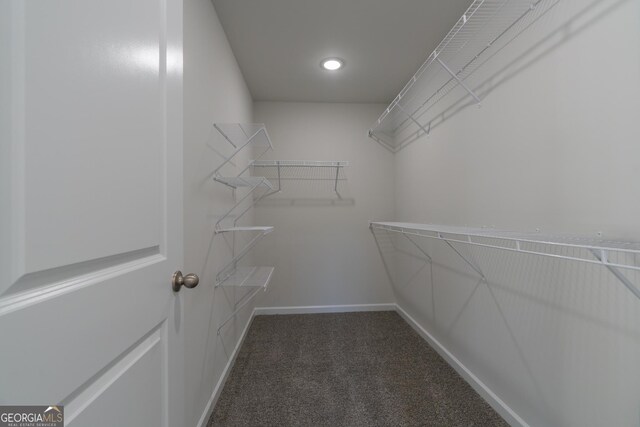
[209,311,508,427]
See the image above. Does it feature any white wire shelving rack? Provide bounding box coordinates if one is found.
[249,160,350,198]
[368,0,559,152]
[212,123,276,334]
[217,267,274,334]
[370,222,640,299]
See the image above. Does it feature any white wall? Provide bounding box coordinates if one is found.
[253,102,396,308]
[389,0,640,426]
[183,1,257,425]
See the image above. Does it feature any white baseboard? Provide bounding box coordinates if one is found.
[394,304,527,427]
[253,303,396,315]
[196,309,256,427]
[196,303,526,427]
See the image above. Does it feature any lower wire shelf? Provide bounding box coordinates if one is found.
[215,226,274,234]
[370,221,640,299]
[217,267,274,334]
[216,266,274,289]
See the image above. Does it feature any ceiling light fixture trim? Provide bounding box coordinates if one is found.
[321,58,344,71]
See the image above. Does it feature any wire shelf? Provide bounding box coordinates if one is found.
[251,160,349,168]
[213,123,273,178]
[216,266,274,289]
[250,160,349,197]
[213,176,276,231]
[370,221,640,299]
[214,176,274,190]
[214,123,273,150]
[216,267,274,334]
[215,226,274,234]
[212,123,277,228]
[211,123,276,333]
[216,229,273,283]
[369,0,560,152]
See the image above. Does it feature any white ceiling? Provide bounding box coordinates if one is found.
[213,0,473,103]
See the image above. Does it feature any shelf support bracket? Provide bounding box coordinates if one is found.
[213,127,264,175]
[368,130,396,153]
[334,165,343,199]
[217,286,265,334]
[237,143,272,177]
[216,232,268,283]
[213,123,238,149]
[589,249,640,300]
[395,102,430,137]
[436,57,482,105]
[440,234,486,280]
[215,179,264,230]
[404,234,432,264]
[369,227,398,289]
[232,180,279,227]
[276,161,282,192]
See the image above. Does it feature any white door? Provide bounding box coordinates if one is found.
[0,0,187,426]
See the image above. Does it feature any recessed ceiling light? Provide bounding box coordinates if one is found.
[321,58,344,71]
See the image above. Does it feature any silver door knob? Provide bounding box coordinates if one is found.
[172,271,199,292]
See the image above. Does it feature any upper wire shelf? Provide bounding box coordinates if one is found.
[214,123,272,151]
[212,123,277,229]
[213,123,273,184]
[250,160,349,198]
[370,221,640,299]
[369,0,559,152]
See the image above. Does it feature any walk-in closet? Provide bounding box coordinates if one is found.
[2,0,639,426]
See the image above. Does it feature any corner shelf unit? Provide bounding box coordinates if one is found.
[250,160,350,198]
[370,222,640,299]
[368,0,560,152]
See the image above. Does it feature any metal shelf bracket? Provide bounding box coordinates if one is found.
[435,57,482,106]
[439,233,486,281]
[589,249,640,300]
[403,234,433,264]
